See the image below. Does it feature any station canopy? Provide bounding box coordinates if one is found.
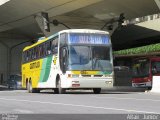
[0,0,159,50]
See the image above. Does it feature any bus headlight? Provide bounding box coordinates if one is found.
[67,74,79,78]
[105,81,112,84]
[72,74,79,78]
[104,74,113,78]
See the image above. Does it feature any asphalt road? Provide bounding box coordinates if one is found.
[0,89,160,120]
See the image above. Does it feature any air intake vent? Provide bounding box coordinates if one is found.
[94,75,103,77]
[82,75,91,77]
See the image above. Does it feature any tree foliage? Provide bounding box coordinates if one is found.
[114,43,160,56]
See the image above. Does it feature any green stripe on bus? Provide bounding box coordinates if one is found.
[39,58,47,82]
[39,56,53,82]
[42,56,53,82]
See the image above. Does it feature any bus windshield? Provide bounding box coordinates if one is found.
[132,59,150,77]
[68,45,112,72]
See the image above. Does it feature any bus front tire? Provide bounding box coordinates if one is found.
[93,88,101,94]
[56,79,66,94]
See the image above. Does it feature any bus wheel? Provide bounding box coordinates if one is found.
[27,81,40,93]
[93,88,101,94]
[27,81,32,93]
[57,79,65,94]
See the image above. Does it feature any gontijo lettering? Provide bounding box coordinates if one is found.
[30,61,40,69]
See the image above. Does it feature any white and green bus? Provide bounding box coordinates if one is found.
[22,29,114,94]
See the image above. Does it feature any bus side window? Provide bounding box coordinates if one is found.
[152,62,160,75]
[38,46,41,58]
[41,44,45,57]
[33,48,36,59]
[29,50,32,61]
[38,45,42,58]
[45,42,48,55]
[35,47,38,59]
[46,41,51,55]
[52,38,58,54]
[26,51,28,61]
[31,48,34,60]
[49,41,52,54]
[22,52,26,63]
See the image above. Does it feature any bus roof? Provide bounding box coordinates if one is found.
[59,29,109,34]
[23,37,48,51]
[23,33,58,51]
[23,29,109,51]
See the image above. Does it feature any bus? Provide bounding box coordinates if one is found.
[132,56,160,89]
[22,29,114,94]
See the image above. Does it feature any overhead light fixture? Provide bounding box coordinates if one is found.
[41,12,50,32]
[52,19,71,29]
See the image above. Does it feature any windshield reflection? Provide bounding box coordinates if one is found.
[68,45,112,72]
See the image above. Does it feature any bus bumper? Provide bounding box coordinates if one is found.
[61,77,114,88]
[132,81,152,88]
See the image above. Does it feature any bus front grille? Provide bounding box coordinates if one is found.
[81,75,91,77]
[94,75,103,77]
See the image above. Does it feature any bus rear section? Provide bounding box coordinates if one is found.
[132,57,160,89]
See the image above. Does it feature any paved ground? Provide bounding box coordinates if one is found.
[0,88,159,120]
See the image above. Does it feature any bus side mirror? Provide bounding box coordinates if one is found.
[62,48,68,73]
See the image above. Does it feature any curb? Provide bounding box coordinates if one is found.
[102,86,146,92]
[0,85,8,91]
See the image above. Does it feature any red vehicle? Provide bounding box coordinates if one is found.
[132,57,160,89]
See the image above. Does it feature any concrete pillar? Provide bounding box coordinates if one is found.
[0,33,31,85]
[9,40,31,75]
[0,41,9,85]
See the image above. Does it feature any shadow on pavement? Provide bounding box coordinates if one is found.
[0,85,8,91]
[1,85,147,94]
[39,86,147,95]
[0,85,25,91]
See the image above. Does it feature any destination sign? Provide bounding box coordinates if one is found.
[69,33,110,44]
